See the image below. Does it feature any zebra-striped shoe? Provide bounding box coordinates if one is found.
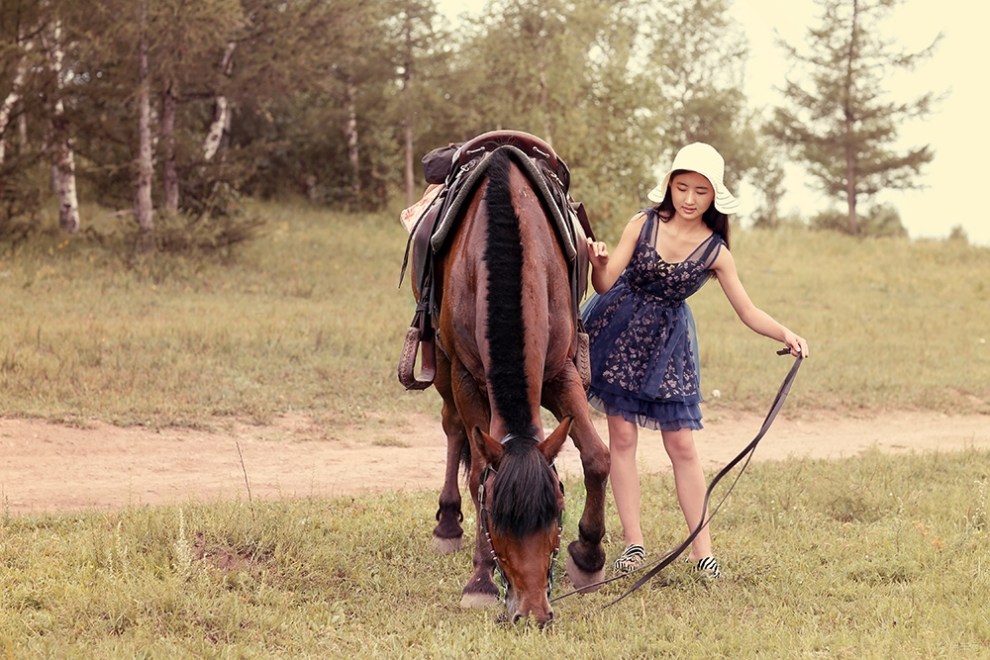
[692,555,721,580]
[613,544,646,574]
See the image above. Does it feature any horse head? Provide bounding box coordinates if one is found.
[470,416,572,627]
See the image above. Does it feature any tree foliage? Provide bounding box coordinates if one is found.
[767,0,940,235]
[0,0,946,249]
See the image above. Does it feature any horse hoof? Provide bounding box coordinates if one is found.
[459,591,499,609]
[432,534,462,554]
[566,554,606,594]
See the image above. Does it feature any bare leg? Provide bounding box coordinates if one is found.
[607,414,644,547]
[661,428,712,560]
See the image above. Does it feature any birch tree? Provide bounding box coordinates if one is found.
[202,41,236,163]
[0,39,30,166]
[134,1,154,240]
[389,0,442,205]
[161,75,179,213]
[42,10,79,233]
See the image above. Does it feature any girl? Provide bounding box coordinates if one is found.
[582,142,809,579]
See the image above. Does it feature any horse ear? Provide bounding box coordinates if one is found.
[470,426,504,465]
[539,416,572,464]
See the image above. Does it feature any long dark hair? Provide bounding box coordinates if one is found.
[655,169,730,249]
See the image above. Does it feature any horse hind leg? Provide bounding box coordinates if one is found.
[433,399,468,553]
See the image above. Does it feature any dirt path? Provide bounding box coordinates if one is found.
[1,410,988,516]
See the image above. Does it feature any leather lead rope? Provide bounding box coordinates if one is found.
[551,350,804,606]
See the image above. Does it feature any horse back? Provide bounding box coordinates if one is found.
[438,149,574,438]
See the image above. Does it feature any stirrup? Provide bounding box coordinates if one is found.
[613,544,646,574]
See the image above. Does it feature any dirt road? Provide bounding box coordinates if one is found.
[2,409,987,516]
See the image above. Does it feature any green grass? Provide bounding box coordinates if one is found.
[0,202,432,427]
[1,449,987,656]
[2,204,988,428]
[2,205,989,654]
[691,227,990,414]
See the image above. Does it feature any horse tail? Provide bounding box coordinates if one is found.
[483,147,534,438]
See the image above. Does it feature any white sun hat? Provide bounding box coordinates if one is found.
[647,142,739,214]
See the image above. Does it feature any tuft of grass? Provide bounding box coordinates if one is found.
[0,449,987,655]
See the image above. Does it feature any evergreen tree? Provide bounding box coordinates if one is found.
[767,0,940,235]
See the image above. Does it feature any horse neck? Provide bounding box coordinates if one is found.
[482,155,562,439]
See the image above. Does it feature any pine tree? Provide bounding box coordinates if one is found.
[768,0,940,235]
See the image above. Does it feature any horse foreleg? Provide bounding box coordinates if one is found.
[459,458,500,609]
[543,372,610,592]
[433,396,467,553]
[448,359,500,609]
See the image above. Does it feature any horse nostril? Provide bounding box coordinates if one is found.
[512,613,524,625]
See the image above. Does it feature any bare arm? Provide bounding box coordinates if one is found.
[711,247,810,358]
[586,212,646,294]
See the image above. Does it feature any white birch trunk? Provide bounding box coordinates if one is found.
[0,41,30,166]
[401,22,414,206]
[17,113,27,151]
[203,42,236,162]
[45,18,80,233]
[135,9,155,240]
[403,117,414,207]
[345,80,360,196]
[162,78,179,212]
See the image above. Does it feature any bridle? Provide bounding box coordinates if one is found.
[551,350,804,607]
[478,459,564,600]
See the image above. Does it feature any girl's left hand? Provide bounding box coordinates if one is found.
[783,331,809,358]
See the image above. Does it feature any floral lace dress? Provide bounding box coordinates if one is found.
[581,209,723,431]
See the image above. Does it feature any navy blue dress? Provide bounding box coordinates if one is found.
[581,209,724,431]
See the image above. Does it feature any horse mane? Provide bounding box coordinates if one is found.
[481,149,560,536]
[483,147,535,438]
[490,437,560,536]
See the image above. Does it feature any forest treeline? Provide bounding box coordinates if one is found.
[0,0,941,248]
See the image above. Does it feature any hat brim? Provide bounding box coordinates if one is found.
[648,170,739,215]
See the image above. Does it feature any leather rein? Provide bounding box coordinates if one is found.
[551,349,805,607]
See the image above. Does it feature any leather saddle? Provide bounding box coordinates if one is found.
[398,130,594,391]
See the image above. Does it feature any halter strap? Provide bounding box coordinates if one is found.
[478,460,564,600]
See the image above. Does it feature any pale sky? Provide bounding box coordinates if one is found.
[435,0,989,246]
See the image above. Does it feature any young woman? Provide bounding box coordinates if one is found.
[582,142,809,578]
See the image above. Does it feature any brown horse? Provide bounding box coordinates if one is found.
[418,144,610,625]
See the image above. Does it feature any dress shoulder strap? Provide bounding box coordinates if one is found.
[640,207,660,244]
[695,233,724,269]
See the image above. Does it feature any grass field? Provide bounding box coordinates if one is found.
[1,202,989,655]
[1,449,987,656]
[1,201,988,426]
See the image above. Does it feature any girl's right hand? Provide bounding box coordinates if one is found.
[586,237,609,270]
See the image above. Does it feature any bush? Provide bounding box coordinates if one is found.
[0,161,44,242]
[810,203,907,238]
